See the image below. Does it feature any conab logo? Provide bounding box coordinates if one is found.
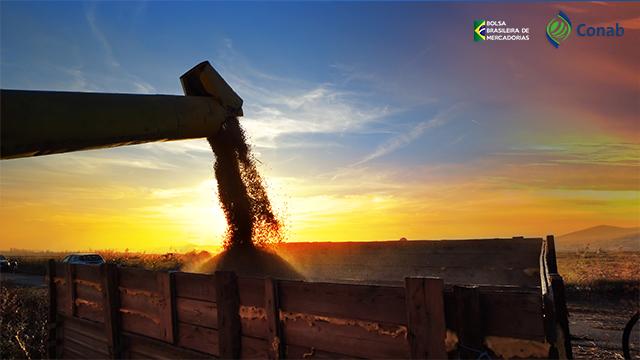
[546,10,625,48]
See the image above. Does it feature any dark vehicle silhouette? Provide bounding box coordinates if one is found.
[0,254,17,272]
[62,254,105,265]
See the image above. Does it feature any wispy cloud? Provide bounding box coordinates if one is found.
[82,3,156,94]
[213,39,397,149]
[241,85,392,148]
[352,107,455,166]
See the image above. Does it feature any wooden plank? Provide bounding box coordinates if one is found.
[119,288,161,315]
[125,331,215,359]
[216,271,241,358]
[241,336,270,359]
[65,263,76,317]
[62,339,107,359]
[174,272,216,302]
[279,280,406,324]
[61,314,106,340]
[442,289,545,341]
[405,277,447,359]
[55,262,66,277]
[539,235,557,354]
[281,311,408,359]
[176,297,218,328]
[551,274,573,359]
[61,316,109,359]
[453,286,483,358]
[64,335,108,358]
[63,325,109,356]
[279,238,543,253]
[76,300,104,323]
[118,267,159,293]
[177,323,220,356]
[47,260,58,359]
[76,282,103,303]
[546,235,558,274]
[239,277,265,307]
[55,277,69,316]
[285,344,364,359]
[240,312,268,339]
[265,278,283,359]
[158,271,175,343]
[75,264,101,283]
[120,311,164,340]
[101,263,121,358]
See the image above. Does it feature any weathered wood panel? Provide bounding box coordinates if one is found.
[75,265,101,283]
[63,325,109,356]
[120,310,164,340]
[125,332,214,359]
[285,344,364,359]
[118,267,159,293]
[240,308,268,339]
[405,277,447,359]
[47,260,58,359]
[279,238,543,287]
[240,336,270,359]
[65,264,76,317]
[238,277,264,307]
[279,280,407,325]
[75,299,104,323]
[54,276,68,313]
[76,282,103,303]
[479,291,544,340]
[101,263,121,358]
[215,271,241,358]
[281,311,409,359]
[62,315,105,340]
[174,272,216,302]
[265,278,283,359]
[177,322,219,356]
[176,297,218,329]
[119,289,162,317]
[454,285,483,358]
[62,339,108,359]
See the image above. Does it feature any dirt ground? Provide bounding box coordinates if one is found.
[569,298,639,359]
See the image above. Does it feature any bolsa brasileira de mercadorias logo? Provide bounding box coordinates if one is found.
[474,19,530,42]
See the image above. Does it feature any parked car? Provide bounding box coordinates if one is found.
[61,253,105,265]
[0,255,18,272]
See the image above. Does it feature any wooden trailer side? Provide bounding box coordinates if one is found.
[540,235,573,359]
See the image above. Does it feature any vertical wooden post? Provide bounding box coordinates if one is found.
[216,271,241,359]
[101,263,121,359]
[551,274,573,359]
[265,278,284,359]
[65,263,76,316]
[404,277,447,359]
[546,235,558,273]
[453,286,483,359]
[46,260,57,359]
[158,271,176,344]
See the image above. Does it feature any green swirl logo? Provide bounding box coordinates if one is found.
[546,11,572,48]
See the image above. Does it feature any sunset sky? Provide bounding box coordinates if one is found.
[1,2,638,251]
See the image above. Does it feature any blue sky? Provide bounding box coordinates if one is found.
[1,2,638,250]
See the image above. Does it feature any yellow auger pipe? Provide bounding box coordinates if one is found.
[1,61,242,159]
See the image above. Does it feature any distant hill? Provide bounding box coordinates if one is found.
[557,225,640,252]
